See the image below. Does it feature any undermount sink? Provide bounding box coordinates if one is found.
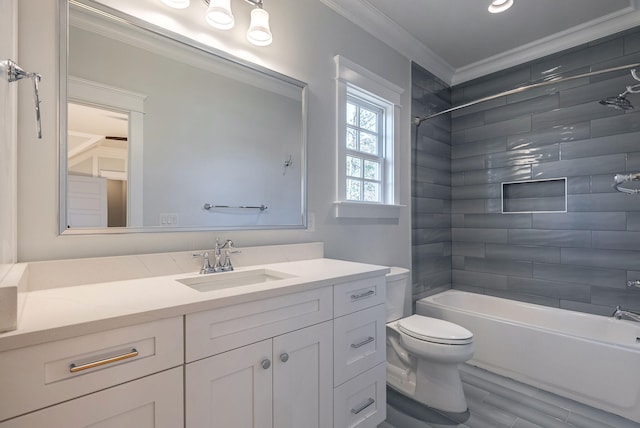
[177,269,297,292]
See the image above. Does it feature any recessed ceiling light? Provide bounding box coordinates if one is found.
[488,0,513,13]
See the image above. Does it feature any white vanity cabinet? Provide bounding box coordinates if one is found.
[332,276,387,428]
[185,287,334,428]
[0,316,184,427]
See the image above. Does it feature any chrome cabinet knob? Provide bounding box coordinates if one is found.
[261,359,271,369]
[280,352,289,363]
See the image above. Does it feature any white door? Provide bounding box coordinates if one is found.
[273,321,333,428]
[185,339,273,428]
[67,175,108,228]
[0,0,17,264]
[0,368,183,428]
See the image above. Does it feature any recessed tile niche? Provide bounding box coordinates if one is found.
[501,178,567,213]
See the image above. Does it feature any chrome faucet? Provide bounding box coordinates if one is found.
[612,305,640,322]
[193,252,215,274]
[214,238,237,272]
[627,280,640,289]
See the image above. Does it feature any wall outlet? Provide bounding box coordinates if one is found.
[160,213,179,226]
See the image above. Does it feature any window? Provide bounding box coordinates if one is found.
[334,56,404,218]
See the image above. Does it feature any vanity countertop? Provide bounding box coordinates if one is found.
[0,258,389,352]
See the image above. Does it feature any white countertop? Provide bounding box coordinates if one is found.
[0,258,389,352]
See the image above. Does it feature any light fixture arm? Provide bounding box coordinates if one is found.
[203,0,263,8]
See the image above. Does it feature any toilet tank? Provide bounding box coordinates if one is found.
[386,267,410,322]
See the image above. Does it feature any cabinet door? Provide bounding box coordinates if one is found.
[186,339,273,428]
[273,321,333,428]
[0,367,183,428]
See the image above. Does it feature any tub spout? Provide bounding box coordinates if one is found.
[612,305,640,322]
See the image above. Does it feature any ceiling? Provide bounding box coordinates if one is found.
[322,0,640,85]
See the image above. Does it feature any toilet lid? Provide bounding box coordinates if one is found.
[397,315,473,345]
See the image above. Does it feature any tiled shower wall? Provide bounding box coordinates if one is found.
[411,64,452,301]
[450,28,640,315]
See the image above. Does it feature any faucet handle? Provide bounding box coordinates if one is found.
[193,252,214,274]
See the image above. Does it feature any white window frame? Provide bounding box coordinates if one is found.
[334,55,404,219]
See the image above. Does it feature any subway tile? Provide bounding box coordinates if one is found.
[453,183,502,200]
[558,74,635,107]
[418,136,452,158]
[508,229,591,248]
[412,213,451,229]
[452,199,486,214]
[452,242,485,257]
[415,165,451,186]
[459,116,532,143]
[413,197,448,214]
[465,256,532,277]
[463,165,531,185]
[503,179,565,198]
[483,288,560,308]
[531,38,623,81]
[559,300,612,317]
[590,50,640,81]
[628,212,640,230]
[452,255,465,269]
[452,111,485,132]
[465,213,532,229]
[627,152,640,171]
[487,145,559,169]
[452,155,486,173]
[534,262,626,288]
[412,243,448,258]
[452,269,508,290]
[560,131,640,160]
[415,150,451,172]
[459,67,531,103]
[451,96,506,118]
[531,154,626,179]
[568,193,640,212]
[503,197,566,213]
[561,247,640,270]
[419,120,453,143]
[452,137,506,159]
[591,286,640,312]
[567,176,591,194]
[592,231,640,251]
[486,243,559,263]
[412,255,452,273]
[453,227,508,243]
[484,94,559,124]
[624,31,640,55]
[532,102,622,130]
[627,270,640,282]
[591,173,623,193]
[507,74,589,104]
[451,172,465,186]
[507,277,590,302]
[485,198,503,213]
[591,111,640,138]
[412,228,451,245]
[451,213,464,227]
[413,182,451,200]
[532,212,626,231]
[508,122,590,151]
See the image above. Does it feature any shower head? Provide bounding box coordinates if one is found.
[599,94,634,111]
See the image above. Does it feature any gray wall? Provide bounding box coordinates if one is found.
[450,28,640,315]
[411,63,452,302]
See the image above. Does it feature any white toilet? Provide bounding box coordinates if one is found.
[386,268,474,414]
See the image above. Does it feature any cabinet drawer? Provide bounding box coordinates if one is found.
[333,304,386,386]
[334,362,386,428]
[0,367,183,428]
[333,276,385,318]
[0,316,183,422]
[186,286,332,362]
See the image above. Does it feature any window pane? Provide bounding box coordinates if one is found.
[364,160,379,180]
[346,156,362,178]
[346,128,357,150]
[359,131,378,155]
[363,182,380,202]
[359,107,377,132]
[346,102,357,126]
[347,179,362,201]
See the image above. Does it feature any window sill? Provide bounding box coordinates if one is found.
[333,201,405,219]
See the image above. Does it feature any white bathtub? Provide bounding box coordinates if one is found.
[416,290,640,423]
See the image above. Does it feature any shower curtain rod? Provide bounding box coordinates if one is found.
[414,62,640,126]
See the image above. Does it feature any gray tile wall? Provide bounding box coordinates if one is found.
[450,28,640,315]
[411,63,452,301]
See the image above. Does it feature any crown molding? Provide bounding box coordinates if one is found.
[452,3,640,85]
[318,0,455,84]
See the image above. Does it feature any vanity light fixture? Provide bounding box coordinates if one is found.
[488,0,513,13]
[206,0,273,46]
[161,0,191,9]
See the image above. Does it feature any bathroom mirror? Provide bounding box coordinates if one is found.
[59,0,307,234]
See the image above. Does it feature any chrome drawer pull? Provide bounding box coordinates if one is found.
[351,398,375,414]
[69,348,138,373]
[351,336,375,349]
[350,290,374,300]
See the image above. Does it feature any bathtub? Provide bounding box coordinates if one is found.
[416,290,640,423]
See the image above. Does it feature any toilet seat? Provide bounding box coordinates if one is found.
[397,315,473,345]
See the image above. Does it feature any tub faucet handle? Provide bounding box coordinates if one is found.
[627,280,640,289]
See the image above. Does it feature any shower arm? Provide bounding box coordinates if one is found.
[414,62,640,126]
[1,59,42,139]
[613,173,640,194]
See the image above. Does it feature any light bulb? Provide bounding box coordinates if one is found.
[161,0,190,9]
[488,0,513,13]
[247,8,272,46]
[206,0,235,30]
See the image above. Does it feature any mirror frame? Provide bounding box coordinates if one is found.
[58,0,308,234]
